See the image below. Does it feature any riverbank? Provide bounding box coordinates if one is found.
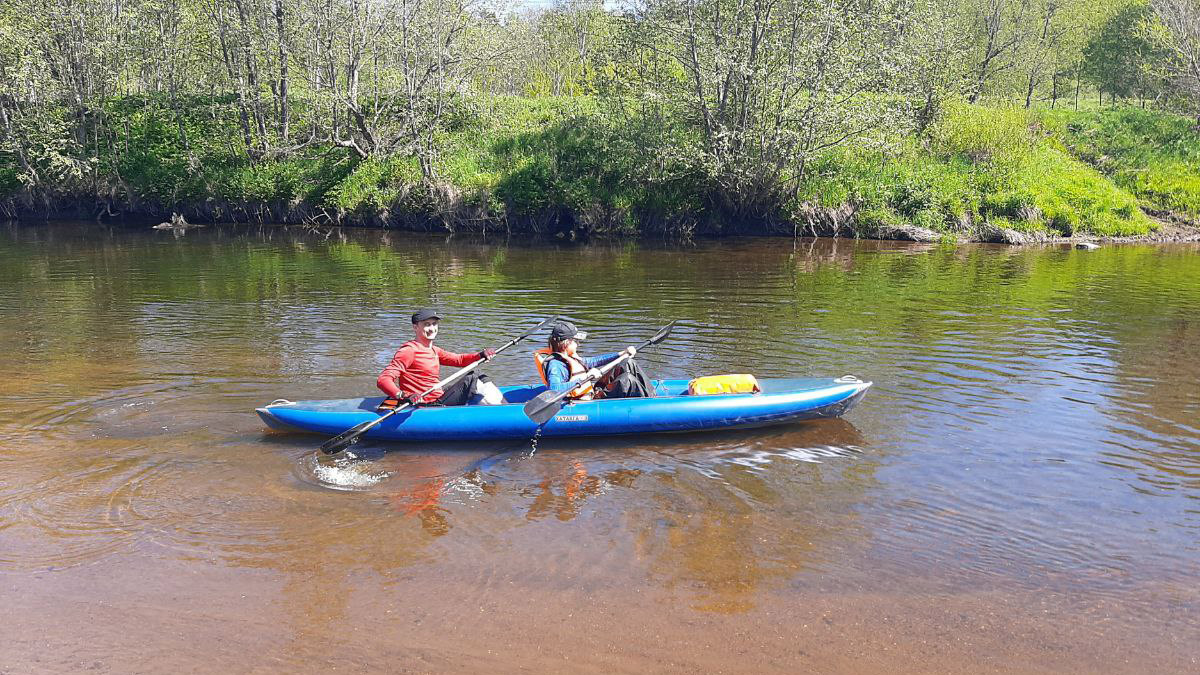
[3,96,1198,242]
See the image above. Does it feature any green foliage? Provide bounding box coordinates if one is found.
[324,156,421,213]
[494,118,618,211]
[488,111,695,231]
[0,92,1181,239]
[1081,3,1164,100]
[0,103,93,193]
[794,103,1155,237]
[0,165,19,192]
[91,95,356,208]
[800,145,975,228]
[1044,106,1200,217]
[426,96,702,232]
[929,102,1038,168]
[985,145,1151,235]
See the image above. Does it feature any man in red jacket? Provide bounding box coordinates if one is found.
[376,309,501,407]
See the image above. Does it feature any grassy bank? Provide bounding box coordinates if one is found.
[1042,108,1200,220]
[2,95,1196,240]
[796,103,1168,241]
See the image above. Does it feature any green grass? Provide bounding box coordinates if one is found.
[998,144,1150,235]
[1043,107,1200,218]
[793,103,1154,237]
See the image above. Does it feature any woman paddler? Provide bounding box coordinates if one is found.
[535,320,653,400]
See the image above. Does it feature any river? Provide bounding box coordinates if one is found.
[1,221,1197,673]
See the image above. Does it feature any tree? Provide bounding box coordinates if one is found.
[1149,0,1200,119]
[964,0,1030,102]
[1083,3,1163,105]
[611,0,924,221]
[529,0,614,96]
[901,0,975,129]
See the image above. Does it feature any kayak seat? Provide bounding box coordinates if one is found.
[494,384,548,404]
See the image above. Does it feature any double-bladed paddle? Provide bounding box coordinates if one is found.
[319,315,559,454]
[522,321,675,426]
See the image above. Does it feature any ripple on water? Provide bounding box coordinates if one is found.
[0,443,153,570]
[0,390,390,571]
[100,455,333,565]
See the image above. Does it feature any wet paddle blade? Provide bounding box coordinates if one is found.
[319,407,404,454]
[321,422,367,454]
[319,418,378,454]
[524,390,567,425]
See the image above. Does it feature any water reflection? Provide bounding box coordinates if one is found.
[287,420,872,613]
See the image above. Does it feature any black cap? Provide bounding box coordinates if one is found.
[550,320,587,341]
[411,308,441,324]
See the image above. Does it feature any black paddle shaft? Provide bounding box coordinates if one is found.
[319,315,559,454]
[523,321,675,425]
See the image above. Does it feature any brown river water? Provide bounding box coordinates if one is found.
[1,221,1198,673]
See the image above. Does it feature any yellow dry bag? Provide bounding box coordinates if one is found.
[687,374,761,396]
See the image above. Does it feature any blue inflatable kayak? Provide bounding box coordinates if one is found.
[256,376,871,442]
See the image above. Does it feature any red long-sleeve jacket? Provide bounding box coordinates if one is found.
[376,340,482,402]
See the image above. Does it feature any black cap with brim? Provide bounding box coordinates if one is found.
[550,320,587,341]
[411,308,441,323]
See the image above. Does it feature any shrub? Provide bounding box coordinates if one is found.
[930,102,1039,169]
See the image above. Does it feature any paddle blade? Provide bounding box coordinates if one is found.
[319,421,372,454]
[319,407,401,454]
[523,390,567,425]
[647,320,675,345]
[527,315,559,338]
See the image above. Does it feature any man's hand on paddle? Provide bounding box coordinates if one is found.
[377,392,423,411]
[478,347,497,360]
